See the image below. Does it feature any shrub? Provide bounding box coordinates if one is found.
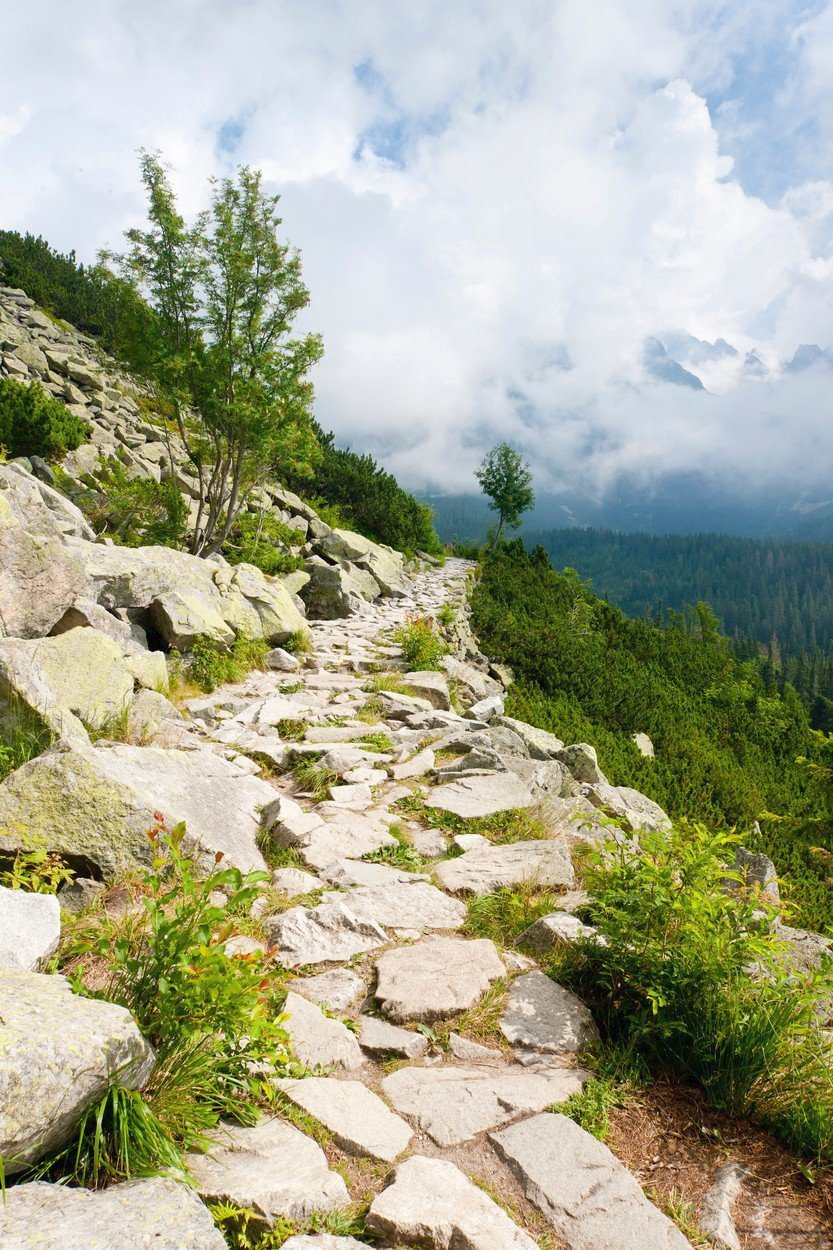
[0,839,73,894]
[556,822,833,1160]
[89,822,290,1128]
[222,511,304,576]
[190,635,269,693]
[0,378,87,459]
[69,460,188,548]
[394,614,448,671]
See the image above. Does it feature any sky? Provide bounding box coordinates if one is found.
[2,1,833,502]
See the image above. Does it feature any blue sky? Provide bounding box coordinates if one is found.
[1,1,832,496]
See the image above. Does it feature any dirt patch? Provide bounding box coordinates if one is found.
[607,1075,833,1249]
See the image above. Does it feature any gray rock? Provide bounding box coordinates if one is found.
[391,746,436,780]
[465,694,505,722]
[359,1014,429,1059]
[425,772,535,818]
[557,743,605,784]
[583,781,670,833]
[383,1062,588,1145]
[291,968,366,1014]
[300,557,375,619]
[410,825,447,856]
[631,732,655,757]
[317,528,408,598]
[277,1077,412,1162]
[126,689,185,744]
[495,720,560,755]
[491,1113,693,1249]
[319,858,424,888]
[0,968,155,1172]
[267,900,388,967]
[0,885,60,970]
[366,1155,538,1250]
[699,1163,745,1250]
[734,846,779,906]
[187,1116,349,1226]
[374,936,505,1023]
[282,1237,368,1249]
[448,1031,504,1061]
[265,646,301,672]
[400,670,452,710]
[435,839,574,895]
[0,1178,226,1249]
[519,911,605,954]
[283,990,366,1069]
[501,971,599,1056]
[321,881,466,931]
[272,866,323,896]
[57,876,106,914]
[0,740,271,879]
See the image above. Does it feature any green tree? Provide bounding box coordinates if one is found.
[474,442,534,550]
[115,152,322,555]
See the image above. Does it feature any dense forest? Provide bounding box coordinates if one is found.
[528,527,833,654]
[472,543,833,932]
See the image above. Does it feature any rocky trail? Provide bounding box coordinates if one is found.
[0,551,707,1249]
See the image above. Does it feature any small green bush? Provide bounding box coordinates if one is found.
[222,511,304,576]
[70,460,187,548]
[190,635,269,693]
[0,377,87,459]
[556,822,833,1160]
[90,822,291,1128]
[394,614,448,671]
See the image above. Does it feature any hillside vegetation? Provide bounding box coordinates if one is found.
[471,543,833,931]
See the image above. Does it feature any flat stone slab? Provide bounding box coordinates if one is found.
[383,1062,588,1145]
[278,1077,413,1162]
[359,1014,429,1059]
[519,911,604,954]
[435,840,574,895]
[374,936,505,1023]
[292,968,366,1013]
[272,866,323,896]
[0,969,155,1173]
[283,991,366,1070]
[298,814,396,871]
[366,1155,537,1250]
[266,900,388,967]
[425,772,535,818]
[0,885,60,970]
[322,881,466,931]
[282,1237,368,1249]
[501,971,599,1056]
[188,1116,349,1225]
[391,747,436,780]
[318,858,426,888]
[491,1113,693,1249]
[0,1178,226,1249]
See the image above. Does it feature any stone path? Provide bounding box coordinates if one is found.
[153,556,691,1249]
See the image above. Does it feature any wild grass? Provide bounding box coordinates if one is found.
[548,1075,632,1142]
[364,672,410,695]
[393,613,448,671]
[464,882,564,947]
[363,823,430,873]
[290,758,339,801]
[0,702,51,781]
[397,793,550,844]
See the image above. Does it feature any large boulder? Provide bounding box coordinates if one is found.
[0,968,155,1173]
[0,627,165,743]
[299,556,376,619]
[0,740,272,879]
[317,528,408,597]
[0,1178,227,1249]
[0,467,87,638]
[68,540,303,649]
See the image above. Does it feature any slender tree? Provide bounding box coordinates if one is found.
[475,442,535,550]
[114,152,322,555]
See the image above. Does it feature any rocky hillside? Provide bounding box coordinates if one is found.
[0,292,831,1248]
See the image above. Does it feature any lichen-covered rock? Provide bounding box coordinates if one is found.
[300,556,376,619]
[0,467,88,639]
[317,528,408,597]
[0,1178,226,1250]
[0,627,158,742]
[0,968,155,1173]
[0,740,271,879]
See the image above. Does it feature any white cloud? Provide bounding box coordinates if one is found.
[0,0,832,499]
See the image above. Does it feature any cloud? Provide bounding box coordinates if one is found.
[1,1,832,500]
